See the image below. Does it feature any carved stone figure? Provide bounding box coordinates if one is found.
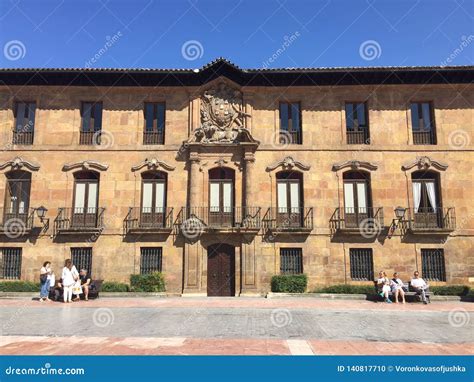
[188,83,255,144]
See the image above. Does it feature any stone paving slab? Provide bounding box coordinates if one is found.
[1,336,472,355]
[1,297,473,311]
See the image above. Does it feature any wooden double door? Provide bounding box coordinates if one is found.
[207,244,235,297]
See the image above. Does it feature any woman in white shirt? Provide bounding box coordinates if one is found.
[391,272,406,304]
[61,259,79,303]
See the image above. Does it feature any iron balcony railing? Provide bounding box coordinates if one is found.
[143,131,164,145]
[54,207,105,233]
[263,207,313,231]
[124,207,173,233]
[12,131,34,145]
[79,131,100,145]
[177,207,261,231]
[280,130,302,145]
[0,207,35,234]
[346,129,369,144]
[329,207,384,234]
[403,207,455,232]
[412,130,436,145]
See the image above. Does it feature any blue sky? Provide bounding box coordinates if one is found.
[0,0,472,69]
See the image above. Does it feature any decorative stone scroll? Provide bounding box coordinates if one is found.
[62,160,109,172]
[186,82,258,144]
[401,156,448,172]
[331,160,378,172]
[0,157,40,172]
[266,156,311,172]
[131,158,176,172]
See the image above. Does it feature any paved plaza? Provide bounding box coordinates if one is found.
[1,298,473,355]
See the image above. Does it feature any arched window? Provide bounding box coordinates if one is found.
[276,171,303,227]
[140,171,167,227]
[342,171,372,227]
[208,167,235,226]
[72,171,99,227]
[4,170,31,221]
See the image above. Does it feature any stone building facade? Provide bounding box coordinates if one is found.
[0,59,472,295]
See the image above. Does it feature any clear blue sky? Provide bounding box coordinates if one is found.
[0,0,472,69]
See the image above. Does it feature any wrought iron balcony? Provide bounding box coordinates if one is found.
[54,207,105,234]
[329,207,384,235]
[143,131,164,145]
[346,129,369,144]
[124,207,173,234]
[79,131,100,145]
[401,207,455,233]
[176,206,261,233]
[412,130,436,145]
[263,207,313,232]
[0,208,35,236]
[12,131,34,145]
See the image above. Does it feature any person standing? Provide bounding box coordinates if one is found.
[39,262,52,302]
[61,259,78,303]
[391,272,406,304]
[411,271,429,304]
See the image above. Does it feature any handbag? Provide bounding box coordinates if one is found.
[72,280,83,295]
[40,274,47,283]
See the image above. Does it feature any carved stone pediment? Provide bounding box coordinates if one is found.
[131,158,175,172]
[62,160,108,172]
[0,157,40,172]
[401,156,448,171]
[266,156,311,172]
[332,160,378,172]
[186,82,258,145]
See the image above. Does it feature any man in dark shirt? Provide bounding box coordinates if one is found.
[79,269,92,301]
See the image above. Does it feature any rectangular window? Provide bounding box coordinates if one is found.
[280,248,303,274]
[349,248,373,281]
[144,102,165,144]
[0,248,22,279]
[71,248,93,276]
[421,249,446,281]
[80,102,103,145]
[13,102,35,145]
[345,102,369,144]
[279,102,302,144]
[410,102,436,144]
[140,247,163,274]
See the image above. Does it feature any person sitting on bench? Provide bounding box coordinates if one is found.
[79,269,92,301]
[411,271,429,304]
[376,271,392,304]
[391,272,406,304]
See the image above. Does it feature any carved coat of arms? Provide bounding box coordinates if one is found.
[188,83,255,143]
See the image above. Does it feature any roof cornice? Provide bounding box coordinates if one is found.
[0,59,472,87]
